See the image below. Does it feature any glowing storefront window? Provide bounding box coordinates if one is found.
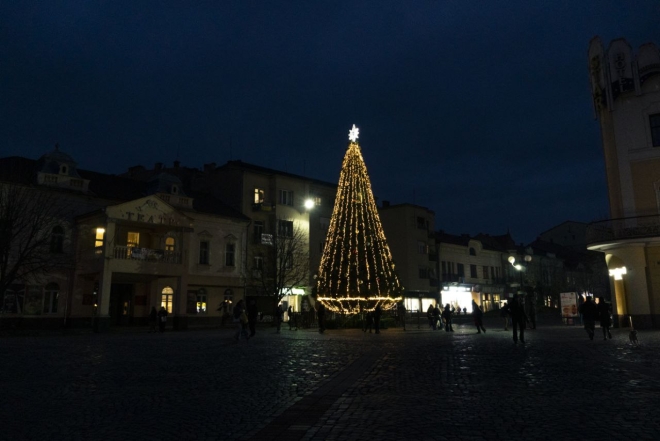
[441,287,473,313]
[161,286,174,313]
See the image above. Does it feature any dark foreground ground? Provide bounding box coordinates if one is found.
[2,316,659,441]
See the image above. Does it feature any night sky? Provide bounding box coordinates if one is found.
[2,1,659,244]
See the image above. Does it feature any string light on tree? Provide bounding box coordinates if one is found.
[316,124,403,314]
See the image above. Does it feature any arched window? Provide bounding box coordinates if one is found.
[44,283,59,314]
[59,164,68,175]
[161,286,174,313]
[50,226,65,253]
[171,185,178,195]
[165,237,175,251]
[469,247,476,256]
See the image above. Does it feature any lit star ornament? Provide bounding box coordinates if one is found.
[348,124,359,142]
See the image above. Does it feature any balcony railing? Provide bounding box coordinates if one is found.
[114,246,181,264]
[252,202,276,212]
[586,215,660,245]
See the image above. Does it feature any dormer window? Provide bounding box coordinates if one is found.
[171,185,179,195]
[59,164,68,175]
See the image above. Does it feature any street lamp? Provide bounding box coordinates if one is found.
[304,199,315,210]
[509,255,532,294]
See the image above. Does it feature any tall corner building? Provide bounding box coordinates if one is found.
[586,36,660,328]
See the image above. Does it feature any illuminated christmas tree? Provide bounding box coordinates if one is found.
[316,124,402,314]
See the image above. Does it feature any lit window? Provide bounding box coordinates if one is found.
[165,237,175,251]
[127,232,139,248]
[225,243,235,267]
[314,196,322,206]
[254,188,265,204]
[95,228,105,250]
[650,113,660,147]
[50,226,64,253]
[196,288,207,313]
[161,287,173,313]
[279,190,293,206]
[199,241,209,265]
[44,283,59,314]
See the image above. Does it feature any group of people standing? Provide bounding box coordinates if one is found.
[578,295,612,340]
[426,303,458,332]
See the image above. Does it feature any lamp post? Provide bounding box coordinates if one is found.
[508,255,532,295]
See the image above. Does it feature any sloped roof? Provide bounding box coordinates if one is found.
[0,156,249,221]
[219,160,338,188]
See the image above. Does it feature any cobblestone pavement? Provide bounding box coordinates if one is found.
[2,317,660,441]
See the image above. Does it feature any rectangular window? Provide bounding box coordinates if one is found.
[43,286,58,314]
[279,190,293,206]
[416,216,427,229]
[127,232,139,247]
[483,266,489,279]
[418,267,429,279]
[95,228,105,250]
[490,266,495,280]
[470,264,477,278]
[418,241,427,254]
[285,253,293,270]
[165,237,175,251]
[650,113,660,147]
[314,196,322,206]
[254,256,263,270]
[253,221,264,244]
[278,220,294,237]
[457,263,465,278]
[225,243,236,267]
[161,294,173,314]
[254,188,265,204]
[196,293,207,313]
[199,241,210,265]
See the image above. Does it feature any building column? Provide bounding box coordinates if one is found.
[95,221,115,332]
[609,244,652,328]
[173,228,191,331]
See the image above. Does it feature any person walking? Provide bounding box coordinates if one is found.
[597,297,613,340]
[501,301,510,330]
[397,301,407,331]
[149,306,158,332]
[275,303,285,334]
[247,299,258,337]
[442,304,454,332]
[233,299,249,342]
[472,300,486,334]
[426,304,435,329]
[527,293,537,330]
[374,304,383,334]
[507,295,527,344]
[432,304,441,331]
[157,306,168,333]
[579,296,598,340]
[317,302,326,334]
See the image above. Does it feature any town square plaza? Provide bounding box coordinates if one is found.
[2,316,659,441]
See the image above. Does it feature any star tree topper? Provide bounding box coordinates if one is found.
[348,124,359,142]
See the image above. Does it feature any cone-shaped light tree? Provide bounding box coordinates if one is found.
[316,125,403,314]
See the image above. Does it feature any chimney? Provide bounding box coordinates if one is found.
[173,160,180,169]
[154,162,163,172]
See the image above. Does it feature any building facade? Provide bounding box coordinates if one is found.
[378,202,438,313]
[586,37,660,328]
[0,149,250,331]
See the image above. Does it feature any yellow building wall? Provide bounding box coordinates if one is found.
[631,159,660,217]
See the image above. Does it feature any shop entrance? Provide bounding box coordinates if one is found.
[110,283,134,325]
